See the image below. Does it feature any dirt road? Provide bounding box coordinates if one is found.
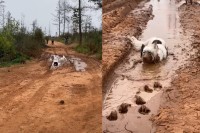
[0,42,102,133]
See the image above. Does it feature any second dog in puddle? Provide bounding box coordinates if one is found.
[127,36,168,63]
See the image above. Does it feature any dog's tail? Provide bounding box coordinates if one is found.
[126,36,144,51]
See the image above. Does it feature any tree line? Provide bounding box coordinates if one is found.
[53,0,102,59]
[0,0,102,66]
[52,0,102,45]
[0,0,45,66]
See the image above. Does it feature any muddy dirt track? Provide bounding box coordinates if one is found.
[0,42,102,133]
[152,2,200,133]
[103,0,200,133]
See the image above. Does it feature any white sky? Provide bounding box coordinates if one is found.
[3,0,102,35]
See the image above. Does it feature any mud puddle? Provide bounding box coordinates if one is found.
[103,0,193,132]
[46,54,87,71]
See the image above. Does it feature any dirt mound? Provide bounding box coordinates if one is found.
[152,3,200,132]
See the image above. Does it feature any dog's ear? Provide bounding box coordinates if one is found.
[141,44,145,57]
[152,40,162,44]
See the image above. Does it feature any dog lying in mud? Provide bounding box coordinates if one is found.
[127,36,168,63]
[49,55,68,69]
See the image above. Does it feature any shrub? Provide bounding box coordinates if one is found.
[14,27,45,58]
[75,30,102,59]
[0,31,16,62]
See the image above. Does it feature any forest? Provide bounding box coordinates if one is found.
[0,0,102,67]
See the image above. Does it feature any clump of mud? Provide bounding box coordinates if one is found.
[135,95,146,105]
[107,110,118,121]
[138,105,151,115]
[118,103,131,114]
[153,82,162,89]
[59,100,65,105]
[144,85,153,93]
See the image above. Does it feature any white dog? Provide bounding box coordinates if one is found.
[127,36,168,63]
[49,55,69,69]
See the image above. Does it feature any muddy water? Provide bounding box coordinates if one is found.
[103,0,192,132]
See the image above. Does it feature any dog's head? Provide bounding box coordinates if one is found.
[142,51,154,63]
[141,42,161,63]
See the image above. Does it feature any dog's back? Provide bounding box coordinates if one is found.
[145,37,167,48]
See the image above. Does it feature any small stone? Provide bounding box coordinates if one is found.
[138,105,151,115]
[135,95,146,105]
[118,103,131,114]
[144,85,153,93]
[59,100,65,105]
[106,110,118,121]
[165,88,173,92]
[136,91,141,94]
[154,82,162,89]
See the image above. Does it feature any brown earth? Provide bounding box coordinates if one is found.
[102,0,153,87]
[152,2,200,133]
[0,42,102,133]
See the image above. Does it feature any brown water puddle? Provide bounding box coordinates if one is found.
[103,0,193,132]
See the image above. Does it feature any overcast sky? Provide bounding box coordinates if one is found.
[4,0,102,36]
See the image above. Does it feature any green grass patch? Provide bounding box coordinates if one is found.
[75,44,102,60]
[75,44,90,54]
[74,31,102,60]
[0,53,30,67]
[95,51,102,60]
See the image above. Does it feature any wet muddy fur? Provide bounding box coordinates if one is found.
[186,0,193,4]
[141,44,145,57]
[141,39,168,63]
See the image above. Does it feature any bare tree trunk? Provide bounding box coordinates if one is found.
[68,22,70,33]
[63,13,66,34]
[52,0,62,37]
[0,0,5,28]
[2,6,5,27]
[58,0,61,36]
[49,21,51,36]
[63,0,66,35]
[79,0,82,45]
